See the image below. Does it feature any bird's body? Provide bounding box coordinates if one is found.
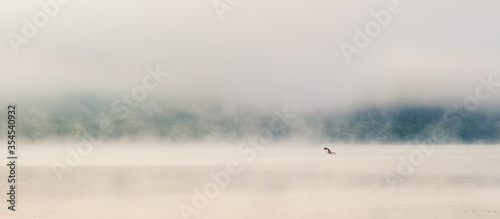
[324,147,337,157]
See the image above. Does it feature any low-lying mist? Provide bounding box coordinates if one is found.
[6,93,500,144]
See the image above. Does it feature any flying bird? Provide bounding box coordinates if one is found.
[324,147,336,157]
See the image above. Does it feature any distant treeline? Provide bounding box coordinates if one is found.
[7,94,500,143]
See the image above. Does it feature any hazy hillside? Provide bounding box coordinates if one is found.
[5,94,499,144]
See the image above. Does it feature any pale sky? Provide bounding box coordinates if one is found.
[1,0,499,110]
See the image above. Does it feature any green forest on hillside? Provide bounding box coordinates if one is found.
[7,94,500,143]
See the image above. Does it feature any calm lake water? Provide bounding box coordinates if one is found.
[1,143,499,218]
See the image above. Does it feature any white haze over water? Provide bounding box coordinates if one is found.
[1,0,500,110]
[4,143,500,219]
[1,1,500,218]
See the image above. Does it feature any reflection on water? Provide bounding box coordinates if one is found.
[2,144,499,218]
